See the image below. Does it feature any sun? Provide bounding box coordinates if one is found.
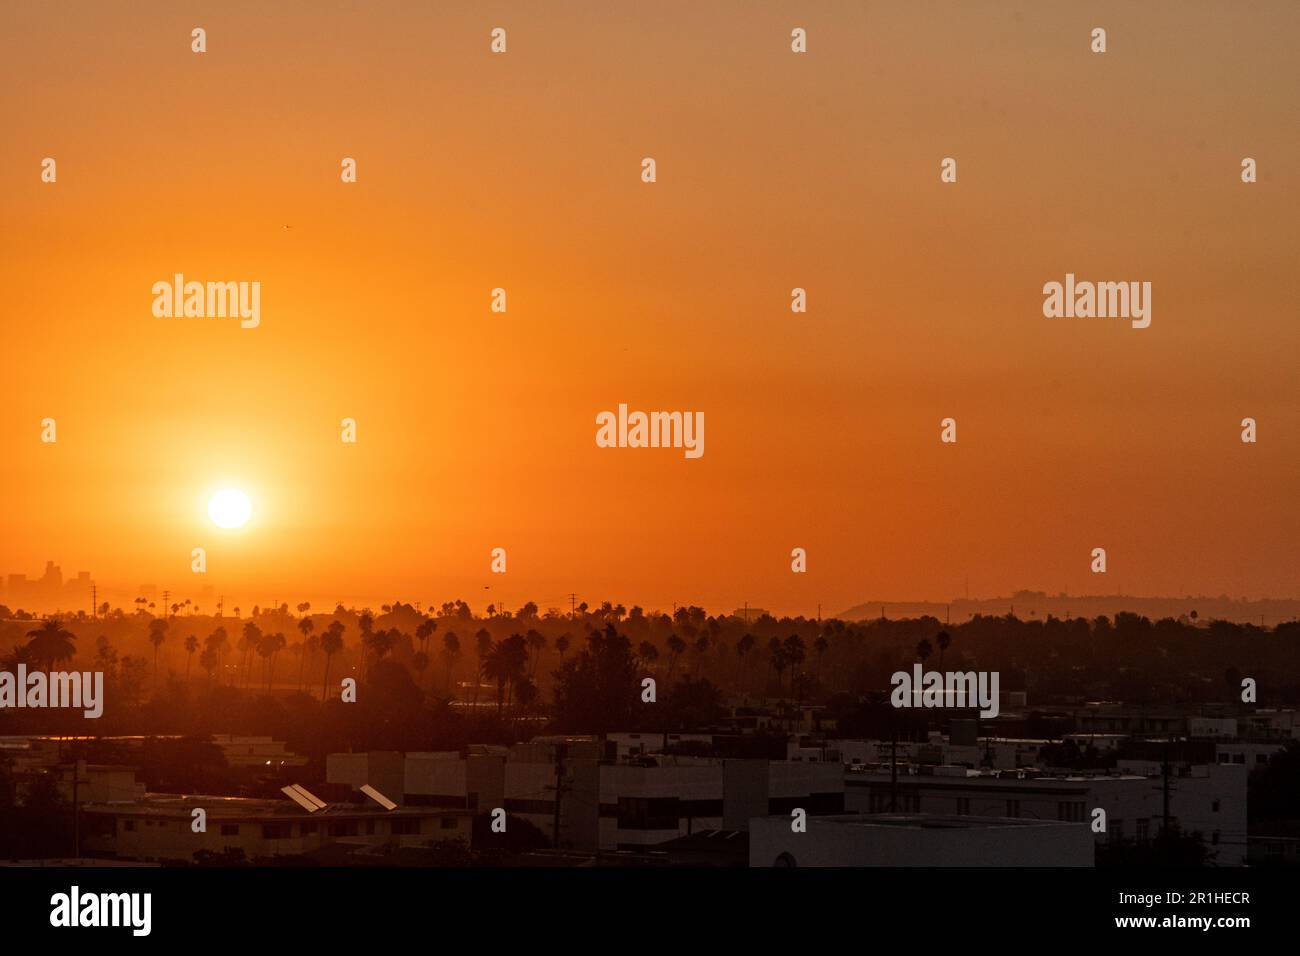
[208,488,253,529]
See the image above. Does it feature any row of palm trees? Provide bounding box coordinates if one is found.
[7,613,899,718]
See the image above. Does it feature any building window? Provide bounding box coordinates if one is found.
[363,820,375,835]
[330,821,359,837]
[261,823,292,840]
[440,817,458,829]
[1006,800,1020,818]
[220,824,239,836]
[391,819,420,836]
[956,798,970,815]
[300,822,317,835]
[1136,819,1149,843]
[618,797,680,830]
[123,819,136,832]
[1212,800,1220,813]
[1110,820,1124,842]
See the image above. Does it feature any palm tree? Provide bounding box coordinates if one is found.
[184,634,199,680]
[94,635,118,676]
[736,633,755,695]
[320,621,345,700]
[768,637,787,699]
[935,630,951,670]
[693,634,710,677]
[665,633,686,684]
[301,634,320,691]
[637,641,659,670]
[783,634,807,721]
[259,632,286,690]
[297,617,315,690]
[25,618,77,669]
[148,618,168,688]
[205,626,229,685]
[525,629,546,680]
[514,678,538,716]
[416,616,437,658]
[240,621,262,688]
[482,635,528,717]
[363,627,396,664]
[481,642,509,716]
[813,635,829,682]
[412,651,430,688]
[1,643,36,670]
[441,631,461,694]
[473,628,492,708]
[199,645,219,684]
[555,632,571,665]
[357,612,374,678]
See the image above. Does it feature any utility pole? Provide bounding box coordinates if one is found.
[91,584,97,618]
[890,722,899,813]
[551,742,567,849]
[568,593,577,620]
[71,759,89,859]
[162,590,170,619]
[1161,736,1172,835]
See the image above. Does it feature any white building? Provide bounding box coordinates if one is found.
[327,741,845,852]
[843,762,1247,865]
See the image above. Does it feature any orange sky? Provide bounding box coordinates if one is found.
[1,1,1297,616]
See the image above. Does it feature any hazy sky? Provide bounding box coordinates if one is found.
[1,1,1297,615]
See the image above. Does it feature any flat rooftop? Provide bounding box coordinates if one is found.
[82,793,468,819]
[797,814,1081,831]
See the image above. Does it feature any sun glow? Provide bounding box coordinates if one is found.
[208,488,253,529]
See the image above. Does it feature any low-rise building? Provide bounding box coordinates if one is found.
[843,761,1247,864]
[81,793,472,863]
[327,740,845,853]
[750,813,1093,867]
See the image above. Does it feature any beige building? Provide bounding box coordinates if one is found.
[82,793,472,862]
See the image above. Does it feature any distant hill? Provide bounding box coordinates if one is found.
[836,591,1300,626]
